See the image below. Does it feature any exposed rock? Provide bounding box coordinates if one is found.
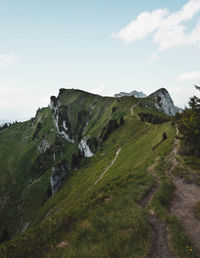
[37,139,50,153]
[78,137,94,157]
[50,96,75,143]
[57,241,69,248]
[21,222,29,233]
[50,96,60,111]
[114,90,146,98]
[150,88,178,116]
[50,159,70,195]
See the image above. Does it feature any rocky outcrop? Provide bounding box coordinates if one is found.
[50,159,70,195]
[78,137,94,157]
[114,90,146,98]
[50,96,74,143]
[150,88,178,116]
[37,139,50,153]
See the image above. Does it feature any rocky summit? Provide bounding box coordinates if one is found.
[149,88,178,116]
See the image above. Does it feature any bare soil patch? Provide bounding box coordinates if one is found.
[171,177,200,250]
[141,163,175,258]
[169,129,200,251]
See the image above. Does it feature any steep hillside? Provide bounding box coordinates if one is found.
[2,88,198,257]
[0,89,120,238]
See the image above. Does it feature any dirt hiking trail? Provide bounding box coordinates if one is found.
[130,105,136,116]
[169,131,200,251]
[141,163,175,258]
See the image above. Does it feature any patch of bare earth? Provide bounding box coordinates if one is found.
[130,105,136,116]
[169,133,200,251]
[169,130,200,250]
[141,165,159,208]
[149,213,175,258]
[171,177,200,250]
[141,164,175,258]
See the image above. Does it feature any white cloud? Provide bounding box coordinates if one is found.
[112,0,200,52]
[177,70,200,81]
[0,54,21,69]
[112,9,168,43]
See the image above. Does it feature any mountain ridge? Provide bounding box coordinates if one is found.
[114,90,147,98]
[1,87,194,258]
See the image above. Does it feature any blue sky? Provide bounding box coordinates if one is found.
[0,0,200,120]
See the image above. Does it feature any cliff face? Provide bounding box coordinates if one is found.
[50,89,115,157]
[150,88,178,116]
[50,96,75,143]
[50,95,94,157]
[50,159,70,195]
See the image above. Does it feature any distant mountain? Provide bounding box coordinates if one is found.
[114,90,147,98]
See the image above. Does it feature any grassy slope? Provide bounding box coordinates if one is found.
[58,89,117,138]
[0,92,176,257]
[0,90,118,239]
[0,107,78,237]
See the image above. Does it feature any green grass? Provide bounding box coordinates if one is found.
[2,89,198,257]
[148,154,199,258]
[0,107,77,237]
[0,104,177,257]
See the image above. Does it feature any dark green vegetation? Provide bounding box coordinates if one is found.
[175,85,200,157]
[0,88,199,257]
[138,112,170,124]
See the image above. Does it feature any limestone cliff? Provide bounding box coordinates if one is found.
[150,88,178,116]
[50,159,70,195]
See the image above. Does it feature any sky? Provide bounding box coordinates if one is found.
[0,0,200,120]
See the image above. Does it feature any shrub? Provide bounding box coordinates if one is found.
[120,116,124,125]
[162,132,167,140]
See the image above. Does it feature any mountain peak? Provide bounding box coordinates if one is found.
[114,90,146,98]
[150,88,178,116]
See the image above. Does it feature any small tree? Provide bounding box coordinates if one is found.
[112,107,117,113]
[176,85,200,156]
[162,132,167,140]
[120,116,124,125]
